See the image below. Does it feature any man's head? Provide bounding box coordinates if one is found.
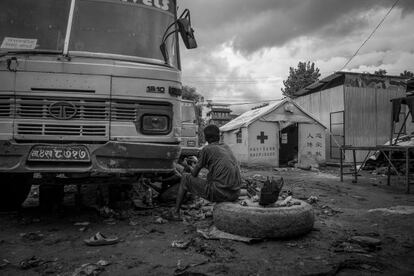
[204,124,220,144]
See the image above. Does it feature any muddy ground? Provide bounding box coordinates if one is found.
[0,167,414,276]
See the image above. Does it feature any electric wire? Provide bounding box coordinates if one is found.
[339,0,400,71]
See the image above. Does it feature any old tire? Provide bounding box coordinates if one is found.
[0,174,33,210]
[213,199,314,238]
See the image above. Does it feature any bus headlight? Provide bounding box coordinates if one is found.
[141,115,170,134]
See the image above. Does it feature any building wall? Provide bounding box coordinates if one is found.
[298,123,326,167]
[294,85,344,162]
[247,121,279,167]
[222,127,249,163]
[344,86,406,162]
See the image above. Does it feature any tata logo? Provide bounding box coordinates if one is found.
[48,101,77,120]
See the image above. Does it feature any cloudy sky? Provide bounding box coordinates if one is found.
[178,0,414,113]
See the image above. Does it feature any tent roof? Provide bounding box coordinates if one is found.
[220,99,326,132]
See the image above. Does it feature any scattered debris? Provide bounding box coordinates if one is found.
[74,222,90,226]
[132,199,154,210]
[368,205,414,215]
[296,164,311,171]
[84,232,119,246]
[155,217,168,224]
[350,236,382,248]
[175,259,209,275]
[19,256,57,270]
[171,240,192,249]
[332,235,382,254]
[98,206,119,218]
[320,205,342,216]
[275,196,300,207]
[20,232,44,242]
[305,258,385,275]
[20,256,43,270]
[96,260,110,266]
[197,226,261,243]
[0,259,10,269]
[72,263,104,276]
[103,218,117,225]
[307,196,319,204]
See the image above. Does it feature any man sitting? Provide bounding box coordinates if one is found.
[173,124,241,218]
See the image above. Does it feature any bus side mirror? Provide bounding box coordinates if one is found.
[177,10,197,49]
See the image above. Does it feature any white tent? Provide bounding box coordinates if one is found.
[220,99,327,168]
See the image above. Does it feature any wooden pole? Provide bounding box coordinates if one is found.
[388,100,395,186]
[340,147,343,182]
[406,148,410,194]
[352,149,357,183]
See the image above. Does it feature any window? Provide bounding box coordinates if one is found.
[236,131,242,143]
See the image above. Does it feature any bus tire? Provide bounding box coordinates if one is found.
[213,199,314,238]
[0,174,33,211]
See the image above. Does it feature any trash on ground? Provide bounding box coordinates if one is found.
[368,205,414,215]
[307,195,319,204]
[19,256,56,270]
[175,259,209,275]
[350,236,382,248]
[74,222,90,226]
[96,260,110,266]
[0,259,10,269]
[155,217,168,224]
[171,240,192,249]
[103,218,117,225]
[72,263,104,276]
[84,232,119,246]
[98,206,119,218]
[20,232,44,242]
[197,226,261,243]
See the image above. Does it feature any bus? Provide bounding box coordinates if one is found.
[0,0,197,209]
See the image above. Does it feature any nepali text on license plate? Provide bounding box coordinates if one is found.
[28,145,90,162]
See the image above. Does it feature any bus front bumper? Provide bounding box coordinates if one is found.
[0,140,181,174]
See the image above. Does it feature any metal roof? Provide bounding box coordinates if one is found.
[295,71,409,97]
[220,99,326,132]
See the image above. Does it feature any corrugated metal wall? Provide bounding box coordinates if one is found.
[344,86,406,162]
[294,85,344,162]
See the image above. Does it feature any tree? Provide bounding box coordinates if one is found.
[281,61,320,98]
[400,70,414,78]
[374,69,387,76]
[182,85,202,102]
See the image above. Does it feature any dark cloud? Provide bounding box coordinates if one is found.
[180,0,414,54]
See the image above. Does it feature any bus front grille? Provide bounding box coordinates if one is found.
[0,96,13,118]
[16,97,109,120]
[16,123,107,138]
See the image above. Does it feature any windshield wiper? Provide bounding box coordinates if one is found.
[160,22,177,65]
[0,49,62,58]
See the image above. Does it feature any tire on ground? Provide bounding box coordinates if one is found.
[0,173,33,210]
[213,199,314,238]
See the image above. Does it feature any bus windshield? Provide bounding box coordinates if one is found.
[0,0,70,52]
[0,0,178,67]
[69,0,178,66]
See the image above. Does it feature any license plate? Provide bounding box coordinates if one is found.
[28,145,90,162]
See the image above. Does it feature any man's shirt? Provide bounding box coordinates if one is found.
[196,142,241,191]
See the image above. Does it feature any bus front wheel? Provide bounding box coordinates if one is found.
[0,173,33,211]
